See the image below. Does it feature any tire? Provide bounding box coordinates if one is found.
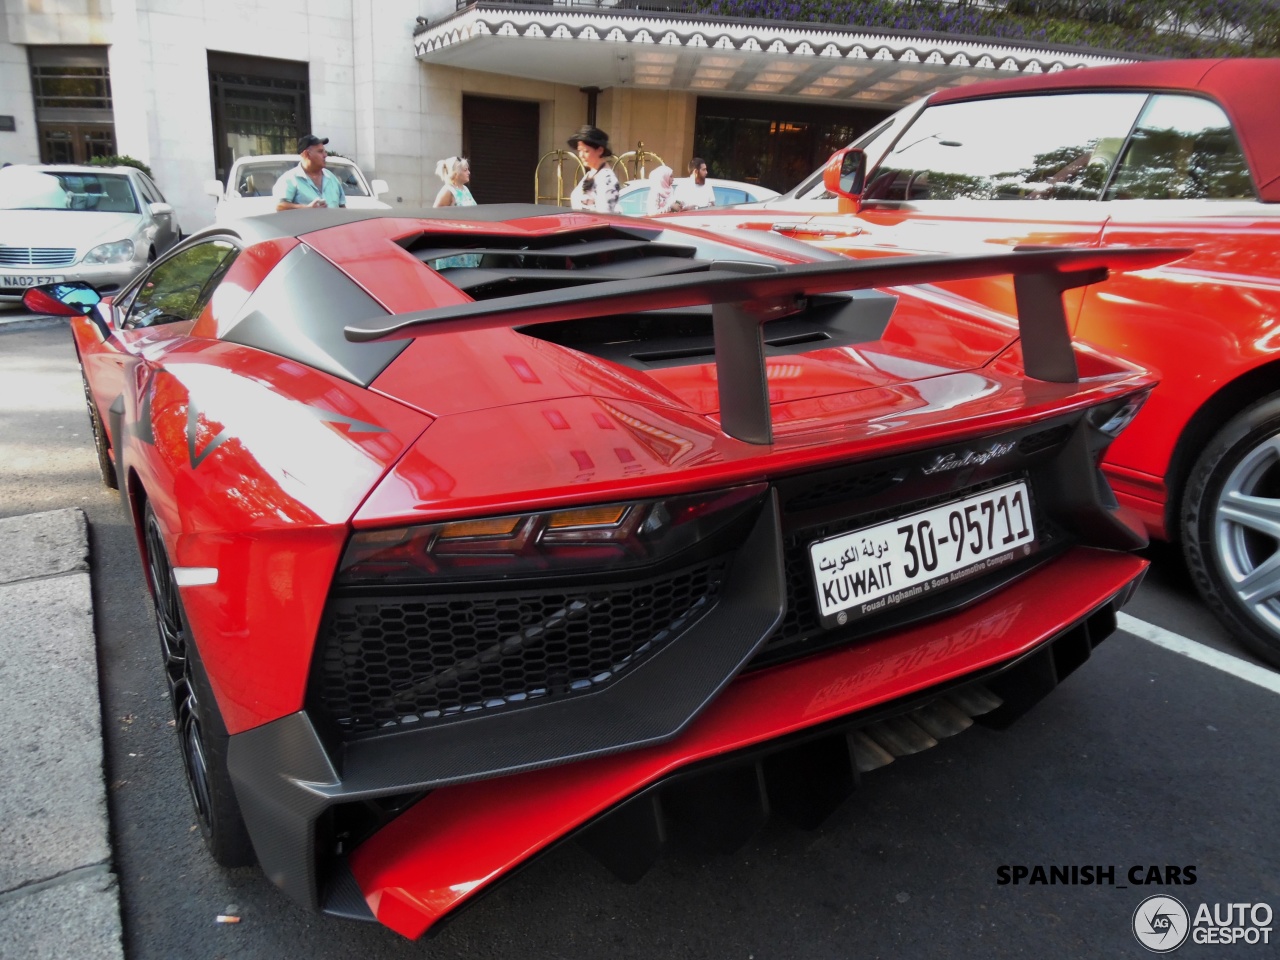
[1182,394,1280,668]
[81,372,117,489]
[143,505,256,867]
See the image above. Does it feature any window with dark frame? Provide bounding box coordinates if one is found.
[28,46,117,165]
[207,52,311,185]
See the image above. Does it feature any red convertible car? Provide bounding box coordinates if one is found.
[32,207,1163,938]
[676,58,1280,668]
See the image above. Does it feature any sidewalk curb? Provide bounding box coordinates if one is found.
[0,508,125,960]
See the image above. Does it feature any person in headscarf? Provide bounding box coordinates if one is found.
[645,165,683,215]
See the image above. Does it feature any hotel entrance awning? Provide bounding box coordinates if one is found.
[414,3,1135,107]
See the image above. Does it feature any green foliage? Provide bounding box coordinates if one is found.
[88,155,154,178]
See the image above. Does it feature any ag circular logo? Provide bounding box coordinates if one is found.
[1133,894,1191,953]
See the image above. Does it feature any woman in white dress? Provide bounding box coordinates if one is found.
[567,125,620,215]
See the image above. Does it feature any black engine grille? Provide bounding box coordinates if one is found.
[313,558,728,738]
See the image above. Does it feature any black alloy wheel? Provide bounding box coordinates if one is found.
[143,504,255,866]
[80,372,117,489]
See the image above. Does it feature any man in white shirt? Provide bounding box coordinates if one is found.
[672,157,715,211]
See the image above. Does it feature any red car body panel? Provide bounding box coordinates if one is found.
[350,546,1145,939]
[355,364,1145,528]
[75,311,435,732]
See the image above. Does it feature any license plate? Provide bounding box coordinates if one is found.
[0,274,65,287]
[809,480,1037,626]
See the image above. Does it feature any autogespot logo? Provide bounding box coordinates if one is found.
[1133,894,1191,953]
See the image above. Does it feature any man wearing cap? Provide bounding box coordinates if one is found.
[273,135,347,211]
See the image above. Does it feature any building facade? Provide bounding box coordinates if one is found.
[0,0,1133,230]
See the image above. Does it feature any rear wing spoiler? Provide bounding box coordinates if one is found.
[345,246,1183,445]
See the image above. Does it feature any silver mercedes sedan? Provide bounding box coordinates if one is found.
[0,164,182,303]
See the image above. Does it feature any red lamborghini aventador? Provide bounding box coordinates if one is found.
[30,206,1168,938]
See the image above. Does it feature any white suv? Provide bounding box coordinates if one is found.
[204,155,390,222]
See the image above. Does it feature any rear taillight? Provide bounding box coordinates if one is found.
[337,483,768,584]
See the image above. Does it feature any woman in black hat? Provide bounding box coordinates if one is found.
[567,125,620,214]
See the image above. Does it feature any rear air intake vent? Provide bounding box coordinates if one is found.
[405,226,706,299]
[402,224,898,371]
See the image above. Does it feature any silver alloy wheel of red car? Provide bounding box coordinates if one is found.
[1215,437,1280,626]
[1184,396,1280,668]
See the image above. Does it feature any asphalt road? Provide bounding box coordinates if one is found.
[3,316,1277,960]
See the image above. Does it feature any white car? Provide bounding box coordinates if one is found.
[616,177,780,216]
[204,155,390,222]
[0,164,182,303]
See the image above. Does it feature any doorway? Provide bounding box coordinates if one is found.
[694,97,891,193]
[207,52,311,185]
[37,123,117,165]
[462,96,540,205]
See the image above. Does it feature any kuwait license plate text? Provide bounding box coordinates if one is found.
[809,481,1036,625]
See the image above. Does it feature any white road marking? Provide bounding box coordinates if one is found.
[1117,612,1280,695]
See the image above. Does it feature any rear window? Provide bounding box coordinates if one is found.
[1105,94,1254,200]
